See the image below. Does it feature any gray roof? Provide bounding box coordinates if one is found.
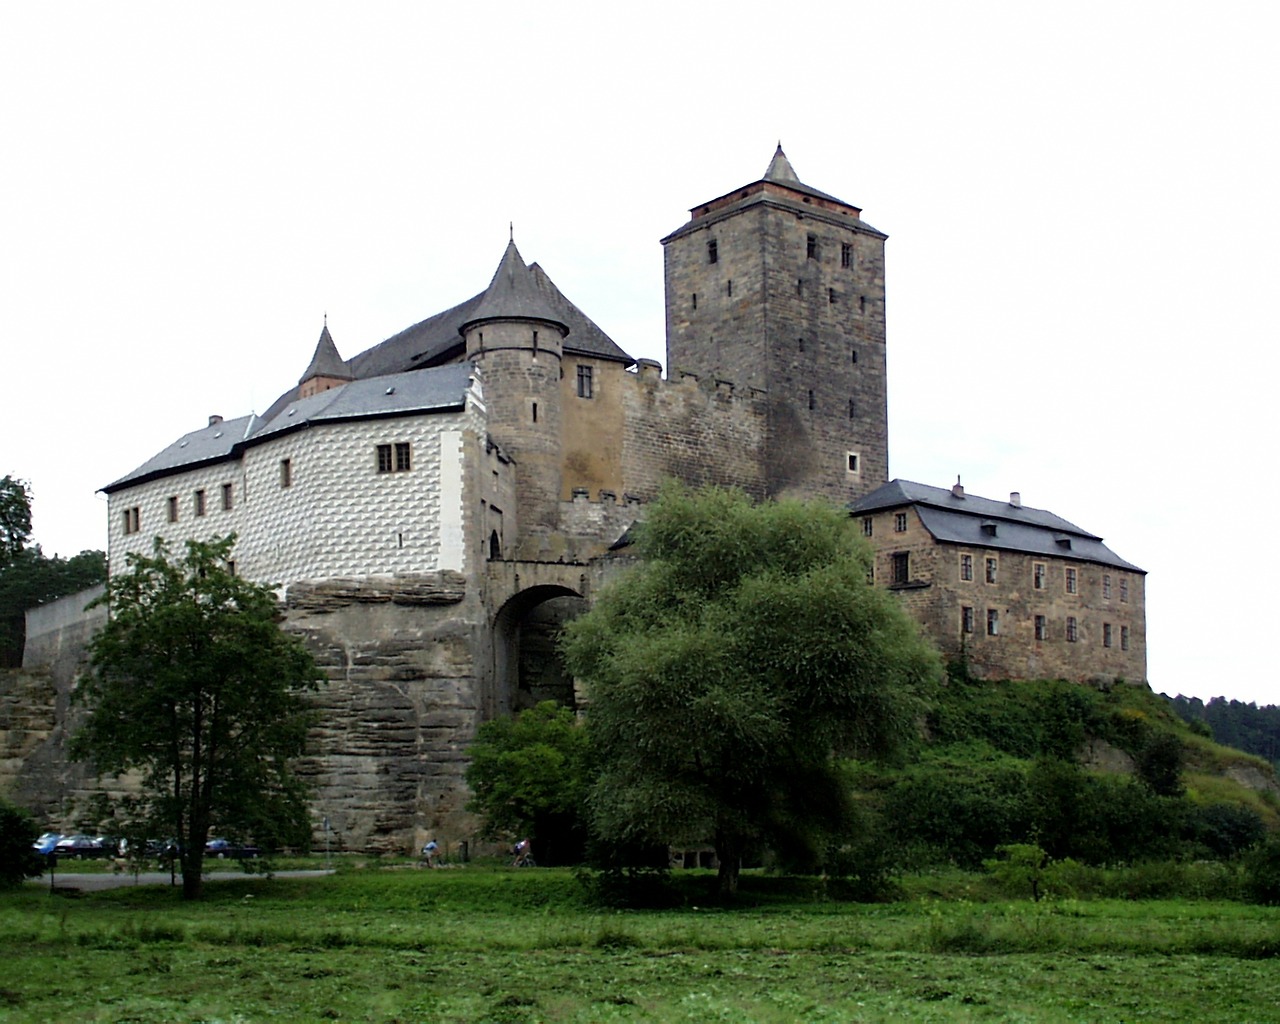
[460,239,568,333]
[663,146,885,244]
[851,479,1144,573]
[298,323,352,385]
[103,364,475,493]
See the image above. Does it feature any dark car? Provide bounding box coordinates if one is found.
[204,838,261,859]
[54,834,109,858]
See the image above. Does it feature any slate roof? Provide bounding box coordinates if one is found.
[850,479,1144,573]
[298,322,352,385]
[460,239,568,332]
[103,364,476,493]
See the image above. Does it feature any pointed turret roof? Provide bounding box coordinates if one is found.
[764,143,801,184]
[459,238,569,335]
[298,322,352,385]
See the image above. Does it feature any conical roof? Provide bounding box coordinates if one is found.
[298,322,352,385]
[459,238,568,335]
[764,143,801,183]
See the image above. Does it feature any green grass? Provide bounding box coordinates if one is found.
[3,867,1279,1022]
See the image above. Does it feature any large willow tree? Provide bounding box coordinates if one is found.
[562,484,942,897]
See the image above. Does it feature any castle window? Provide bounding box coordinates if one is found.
[985,557,998,584]
[807,390,815,410]
[1120,577,1129,602]
[848,398,856,420]
[847,452,860,474]
[860,295,867,314]
[194,489,206,517]
[532,402,538,423]
[1035,614,1048,641]
[727,279,732,297]
[987,609,999,636]
[851,348,858,364]
[1103,574,1112,599]
[577,365,594,399]
[489,531,501,560]
[891,552,909,585]
[396,442,411,472]
[796,279,803,296]
[692,293,697,309]
[960,554,973,581]
[895,512,907,533]
[221,483,233,511]
[1066,567,1078,595]
[806,234,817,259]
[707,239,718,264]
[962,606,975,634]
[1121,625,1130,651]
[1066,616,1078,643]
[841,243,853,269]
[862,516,873,537]
[167,496,179,523]
[280,459,292,488]
[226,560,236,577]
[1103,622,1113,648]
[798,337,804,352]
[1033,563,1046,590]
[376,443,412,473]
[828,288,836,304]
[532,330,538,351]
[377,445,392,473]
[122,506,140,535]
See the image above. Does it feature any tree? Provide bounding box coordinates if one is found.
[0,546,106,666]
[72,536,320,899]
[465,701,591,865]
[560,484,942,897]
[0,475,32,569]
[0,798,43,888]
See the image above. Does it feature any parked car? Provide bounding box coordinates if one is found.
[205,838,261,860]
[32,832,62,855]
[54,834,110,858]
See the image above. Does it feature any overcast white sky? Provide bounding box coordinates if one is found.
[2,3,1276,705]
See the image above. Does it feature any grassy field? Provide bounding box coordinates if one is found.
[4,865,1279,1022]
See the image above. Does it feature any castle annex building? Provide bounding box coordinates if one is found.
[68,148,1147,849]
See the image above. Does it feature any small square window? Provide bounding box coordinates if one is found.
[985,557,998,584]
[861,516,873,537]
[1035,614,1047,641]
[846,452,860,474]
[960,554,973,581]
[962,606,975,634]
[221,483,233,510]
[891,551,909,585]
[122,506,140,535]
[987,609,999,636]
[1033,563,1045,590]
[1066,567,1078,595]
[194,489,206,517]
[841,242,853,269]
[280,459,293,488]
[1066,616,1078,643]
[167,496,179,523]
[894,513,907,533]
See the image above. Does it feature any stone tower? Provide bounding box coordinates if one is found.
[661,146,889,502]
[460,238,569,555]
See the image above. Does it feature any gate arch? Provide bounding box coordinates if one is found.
[488,583,586,720]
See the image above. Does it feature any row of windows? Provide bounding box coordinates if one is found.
[959,554,1128,601]
[962,607,1131,649]
[707,236,857,269]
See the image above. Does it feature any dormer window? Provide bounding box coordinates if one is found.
[981,520,997,537]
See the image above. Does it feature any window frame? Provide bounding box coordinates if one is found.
[1065,566,1078,595]
[1066,616,1078,643]
[960,553,973,582]
[891,551,910,585]
[987,609,1000,636]
[985,557,998,584]
[194,489,207,518]
[221,482,233,511]
[1035,614,1048,641]
[1033,562,1046,590]
[962,606,975,634]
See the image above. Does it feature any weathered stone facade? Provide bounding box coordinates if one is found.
[5,148,1149,848]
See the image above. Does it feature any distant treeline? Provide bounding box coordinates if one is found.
[1166,695,1280,769]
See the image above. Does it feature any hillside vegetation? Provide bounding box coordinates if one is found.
[851,676,1278,873]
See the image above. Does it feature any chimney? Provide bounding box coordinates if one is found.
[951,476,965,499]
[209,414,223,426]
[1009,491,1021,508]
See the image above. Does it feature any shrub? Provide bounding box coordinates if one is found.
[1245,838,1280,905]
[0,799,43,888]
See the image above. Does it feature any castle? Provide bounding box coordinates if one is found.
[38,148,1145,849]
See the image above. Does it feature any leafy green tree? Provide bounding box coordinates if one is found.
[0,546,106,666]
[0,798,43,888]
[72,536,320,899]
[465,701,591,865]
[0,475,32,569]
[561,484,942,897]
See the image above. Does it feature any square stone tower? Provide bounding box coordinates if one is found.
[662,146,889,502]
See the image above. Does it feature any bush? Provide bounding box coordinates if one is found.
[0,799,43,888]
[1189,802,1266,859]
[1245,838,1280,905]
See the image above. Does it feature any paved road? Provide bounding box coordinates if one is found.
[28,868,334,891]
